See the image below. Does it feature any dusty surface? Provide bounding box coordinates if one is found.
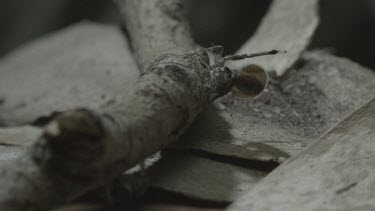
[228,98,375,211]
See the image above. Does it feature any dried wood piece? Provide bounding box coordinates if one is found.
[135,1,321,199]
[227,98,375,211]
[231,0,319,76]
[147,152,266,202]
[151,51,375,202]
[0,22,139,126]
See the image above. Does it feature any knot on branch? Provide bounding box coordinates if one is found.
[33,109,105,174]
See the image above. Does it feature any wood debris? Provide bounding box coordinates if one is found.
[228,98,375,211]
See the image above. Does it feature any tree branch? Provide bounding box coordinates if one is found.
[115,0,196,70]
[0,0,233,210]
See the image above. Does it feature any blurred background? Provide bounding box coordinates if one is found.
[0,0,375,69]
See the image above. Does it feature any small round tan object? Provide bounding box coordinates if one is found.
[231,64,268,99]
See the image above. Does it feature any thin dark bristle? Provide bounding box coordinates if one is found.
[223,49,287,62]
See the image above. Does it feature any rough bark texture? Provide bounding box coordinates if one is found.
[115,0,196,70]
[0,0,234,210]
[140,0,321,202]
[227,98,375,211]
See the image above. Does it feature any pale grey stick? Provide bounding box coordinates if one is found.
[0,0,233,210]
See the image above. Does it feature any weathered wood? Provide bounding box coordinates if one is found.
[148,151,266,203]
[231,0,319,76]
[0,0,234,210]
[227,98,375,211]
[147,51,375,202]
